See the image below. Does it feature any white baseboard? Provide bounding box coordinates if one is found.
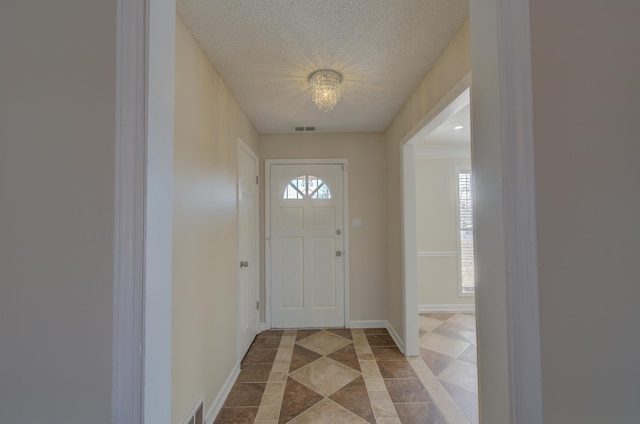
[349,320,388,328]
[259,322,267,332]
[205,361,241,424]
[180,393,205,424]
[419,304,475,313]
[385,322,405,354]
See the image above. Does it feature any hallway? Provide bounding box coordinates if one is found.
[214,313,477,423]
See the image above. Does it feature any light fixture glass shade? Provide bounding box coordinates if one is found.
[309,70,342,112]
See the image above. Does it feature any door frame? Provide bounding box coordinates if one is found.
[264,159,350,329]
[401,80,472,357]
[237,138,260,361]
[114,0,544,421]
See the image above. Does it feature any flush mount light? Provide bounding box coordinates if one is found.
[309,70,342,112]
[453,125,464,130]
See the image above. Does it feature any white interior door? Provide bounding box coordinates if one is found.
[238,141,259,359]
[268,162,346,328]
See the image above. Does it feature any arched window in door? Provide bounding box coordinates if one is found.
[283,175,331,199]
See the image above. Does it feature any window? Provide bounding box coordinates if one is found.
[457,169,475,294]
[283,175,331,199]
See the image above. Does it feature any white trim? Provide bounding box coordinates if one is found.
[341,164,350,330]
[180,394,205,424]
[386,322,405,354]
[264,159,350,329]
[400,77,472,359]
[204,362,241,424]
[349,320,388,329]
[401,77,472,147]
[259,322,267,332]
[497,0,543,421]
[113,0,145,422]
[417,251,458,257]
[143,0,175,422]
[237,139,260,362]
[419,304,476,313]
[400,144,419,356]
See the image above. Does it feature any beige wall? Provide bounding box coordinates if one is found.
[530,1,640,422]
[415,156,474,307]
[260,134,388,323]
[173,18,259,424]
[384,20,471,337]
[0,1,116,422]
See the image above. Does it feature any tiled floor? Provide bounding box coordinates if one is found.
[215,313,477,424]
[418,313,478,424]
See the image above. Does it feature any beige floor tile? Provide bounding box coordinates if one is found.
[420,332,471,358]
[271,362,289,373]
[458,330,477,345]
[419,315,444,332]
[296,331,352,355]
[447,313,476,329]
[355,346,373,355]
[368,391,398,419]
[364,378,386,392]
[407,356,471,424]
[359,361,383,380]
[268,371,287,382]
[288,399,370,424]
[289,357,360,397]
[255,405,280,421]
[438,359,478,394]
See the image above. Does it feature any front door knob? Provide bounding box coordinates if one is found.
[335,250,342,257]
[240,260,249,268]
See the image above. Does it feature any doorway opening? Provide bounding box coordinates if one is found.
[406,86,478,423]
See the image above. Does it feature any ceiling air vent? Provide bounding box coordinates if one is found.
[294,126,316,132]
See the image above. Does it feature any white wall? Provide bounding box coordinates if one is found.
[172,17,259,424]
[260,133,388,324]
[530,1,640,422]
[415,156,474,308]
[0,1,116,422]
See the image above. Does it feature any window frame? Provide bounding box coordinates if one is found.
[456,166,476,296]
[282,174,332,200]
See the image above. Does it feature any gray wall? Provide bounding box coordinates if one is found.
[0,0,116,422]
[531,0,640,422]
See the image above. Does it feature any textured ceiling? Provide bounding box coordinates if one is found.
[177,0,469,134]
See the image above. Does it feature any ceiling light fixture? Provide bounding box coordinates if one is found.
[309,70,342,112]
[453,125,464,130]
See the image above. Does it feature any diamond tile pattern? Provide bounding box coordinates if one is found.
[215,314,477,423]
[290,356,360,397]
[296,331,352,355]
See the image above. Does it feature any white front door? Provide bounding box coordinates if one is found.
[268,162,346,328]
[237,141,259,359]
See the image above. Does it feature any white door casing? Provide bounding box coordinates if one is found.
[237,140,259,360]
[266,160,348,328]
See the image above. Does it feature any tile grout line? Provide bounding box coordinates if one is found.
[254,330,297,424]
[352,329,401,424]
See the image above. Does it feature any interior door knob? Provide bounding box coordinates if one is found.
[240,260,249,268]
[335,250,342,257]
